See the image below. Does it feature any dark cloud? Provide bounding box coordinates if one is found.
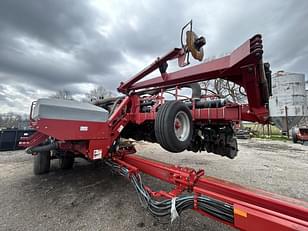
[110,1,191,56]
[0,0,124,92]
[0,0,307,113]
[0,1,96,49]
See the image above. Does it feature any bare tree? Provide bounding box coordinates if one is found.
[0,112,26,129]
[224,81,247,103]
[51,89,74,100]
[84,86,113,102]
[201,79,247,103]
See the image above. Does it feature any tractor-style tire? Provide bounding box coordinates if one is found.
[58,155,74,170]
[155,101,193,152]
[33,151,51,175]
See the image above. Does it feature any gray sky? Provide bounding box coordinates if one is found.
[0,0,307,113]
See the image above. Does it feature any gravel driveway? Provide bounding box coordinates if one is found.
[0,139,307,231]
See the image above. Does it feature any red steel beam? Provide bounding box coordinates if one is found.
[117,48,184,94]
[117,34,269,122]
[119,154,308,230]
[126,35,255,91]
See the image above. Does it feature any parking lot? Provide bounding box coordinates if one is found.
[0,139,307,231]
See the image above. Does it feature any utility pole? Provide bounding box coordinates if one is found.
[285,106,289,139]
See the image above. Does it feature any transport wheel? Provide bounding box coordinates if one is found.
[33,151,51,175]
[226,137,238,159]
[155,101,193,152]
[291,127,298,143]
[58,155,74,170]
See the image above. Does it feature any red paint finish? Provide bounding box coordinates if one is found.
[21,32,308,230]
[116,154,308,231]
[34,118,110,141]
[18,132,48,148]
[296,128,308,142]
[24,35,270,157]
[118,48,185,94]
[117,35,269,123]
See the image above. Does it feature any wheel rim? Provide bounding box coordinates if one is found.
[174,111,190,141]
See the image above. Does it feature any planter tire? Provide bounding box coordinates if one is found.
[155,101,193,152]
[33,151,51,175]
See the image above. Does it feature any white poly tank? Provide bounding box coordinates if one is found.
[269,71,306,131]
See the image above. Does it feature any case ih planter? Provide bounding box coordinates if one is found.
[20,22,308,230]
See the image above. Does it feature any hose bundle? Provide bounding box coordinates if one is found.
[105,159,234,224]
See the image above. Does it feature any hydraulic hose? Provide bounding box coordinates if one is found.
[26,142,58,154]
[104,159,234,224]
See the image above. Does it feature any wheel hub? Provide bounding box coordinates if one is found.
[174,111,190,141]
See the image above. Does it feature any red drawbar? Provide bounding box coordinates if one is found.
[114,154,308,231]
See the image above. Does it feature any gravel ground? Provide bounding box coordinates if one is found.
[0,139,307,231]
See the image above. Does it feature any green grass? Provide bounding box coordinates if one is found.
[242,122,290,141]
[255,135,290,141]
